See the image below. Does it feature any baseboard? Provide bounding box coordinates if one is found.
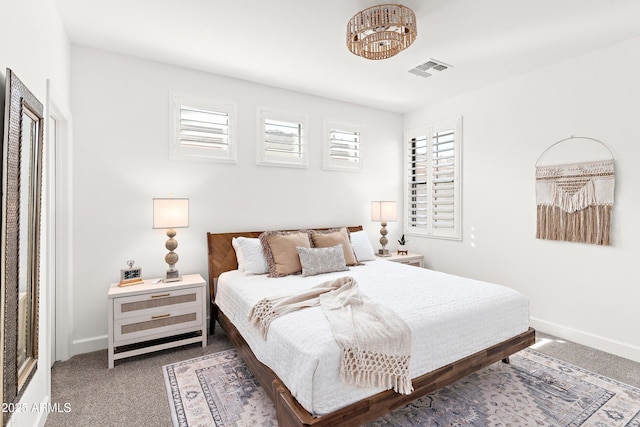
[33,395,49,427]
[71,334,108,356]
[71,320,640,364]
[8,395,49,427]
[531,317,640,363]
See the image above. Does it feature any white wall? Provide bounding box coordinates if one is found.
[0,0,70,426]
[404,36,640,362]
[69,46,403,355]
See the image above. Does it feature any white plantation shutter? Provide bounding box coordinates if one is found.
[179,107,229,149]
[264,118,302,156]
[432,128,456,230]
[258,109,308,168]
[408,135,429,228]
[324,120,363,171]
[405,117,462,240]
[328,128,360,163]
[170,93,236,163]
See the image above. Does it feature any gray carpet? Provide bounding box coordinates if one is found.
[46,329,233,427]
[46,328,640,427]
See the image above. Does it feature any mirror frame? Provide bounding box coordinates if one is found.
[1,68,44,419]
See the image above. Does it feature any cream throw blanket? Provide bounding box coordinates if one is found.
[249,276,413,395]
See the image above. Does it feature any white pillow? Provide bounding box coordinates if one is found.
[231,237,245,271]
[350,230,376,262]
[232,237,269,274]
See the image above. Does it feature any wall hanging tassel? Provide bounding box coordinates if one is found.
[535,137,615,246]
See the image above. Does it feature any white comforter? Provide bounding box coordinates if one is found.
[215,259,529,416]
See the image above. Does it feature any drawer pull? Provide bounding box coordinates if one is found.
[151,293,170,298]
[151,314,171,320]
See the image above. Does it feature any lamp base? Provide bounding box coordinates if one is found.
[163,269,181,283]
[377,248,391,257]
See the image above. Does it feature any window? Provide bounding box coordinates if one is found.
[323,119,363,171]
[257,109,308,168]
[405,117,462,240]
[170,93,236,163]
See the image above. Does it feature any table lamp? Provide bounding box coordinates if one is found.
[371,201,397,256]
[153,198,189,282]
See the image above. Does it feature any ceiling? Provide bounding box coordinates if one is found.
[54,0,640,113]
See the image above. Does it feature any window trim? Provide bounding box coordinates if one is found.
[169,92,237,163]
[404,116,462,240]
[322,119,363,172]
[256,108,308,168]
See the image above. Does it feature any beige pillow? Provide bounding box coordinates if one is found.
[310,228,358,266]
[260,230,311,277]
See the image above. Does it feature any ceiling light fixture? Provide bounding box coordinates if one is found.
[347,4,417,60]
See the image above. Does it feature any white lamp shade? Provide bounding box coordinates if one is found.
[153,198,189,229]
[371,201,397,222]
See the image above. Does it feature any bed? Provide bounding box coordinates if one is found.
[207,226,535,426]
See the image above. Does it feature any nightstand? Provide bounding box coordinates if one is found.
[385,253,424,268]
[107,273,207,368]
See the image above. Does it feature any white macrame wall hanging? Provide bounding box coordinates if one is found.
[535,137,615,246]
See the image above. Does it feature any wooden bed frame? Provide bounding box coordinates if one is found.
[206,227,536,426]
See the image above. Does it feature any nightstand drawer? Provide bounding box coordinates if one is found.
[114,287,202,320]
[114,306,203,343]
[395,259,422,267]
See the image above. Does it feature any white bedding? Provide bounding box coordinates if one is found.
[215,258,529,416]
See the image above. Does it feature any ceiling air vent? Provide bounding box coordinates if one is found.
[409,59,452,78]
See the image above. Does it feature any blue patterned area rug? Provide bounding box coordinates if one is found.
[163,348,640,427]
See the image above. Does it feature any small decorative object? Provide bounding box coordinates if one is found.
[347,4,417,60]
[153,198,189,282]
[118,260,143,287]
[371,201,398,256]
[397,234,408,255]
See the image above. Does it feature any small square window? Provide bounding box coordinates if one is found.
[323,119,363,172]
[257,109,308,168]
[170,93,236,163]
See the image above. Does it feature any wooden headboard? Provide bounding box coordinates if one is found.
[206,226,363,301]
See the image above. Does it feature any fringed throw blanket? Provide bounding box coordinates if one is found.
[536,160,614,245]
[249,276,413,395]
[249,277,346,339]
[319,277,413,395]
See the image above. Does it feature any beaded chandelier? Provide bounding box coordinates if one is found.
[347,4,417,60]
